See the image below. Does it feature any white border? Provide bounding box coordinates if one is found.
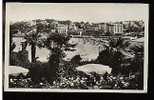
[3,3,149,93]
[0,0,3,99]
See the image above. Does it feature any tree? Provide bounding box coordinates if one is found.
[96,37,134,74]
[24,19,52,63]
[25,31,37,63]
[10,21,42,64]
[64,20,72,25]
[71,55,82,66]
[58,20,72,25]
[10,21,31,34]
[44,33,76,83]
[24,26,43,63]
[10,41,18,65]
[45,19,56,24]
[74,22,81,28]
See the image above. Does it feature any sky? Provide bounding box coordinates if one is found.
[6,3,149,23]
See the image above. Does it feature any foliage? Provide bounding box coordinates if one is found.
[52,73,140,89]
[10,41,30,67]
[96,37,143,76]
[123,21,144,33]
[10,42,16,52]
[70,55,82,65]
[10,52,19,65]
[9,19,144,89]
[28,33,76,83]
[9,69,142,89]
[10,51,30,67]
[9,37,144,89]
[24,30,42,46]
[44,34,76,82]
[24,28,44,62]
[58,20,72,25]
[96,38,124,74]
[10,21,32,34]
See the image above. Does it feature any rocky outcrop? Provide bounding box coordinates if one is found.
[76,64,112,76]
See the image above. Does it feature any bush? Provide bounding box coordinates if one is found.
[70,55,82,65]
[9,62,143,89]
[9,73,32,88]
[10,52,19,65]
[10,50,30,68]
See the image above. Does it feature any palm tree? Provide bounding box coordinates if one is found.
[43,33,76,83]
[24,25,44,63]
[97,37,135,74]
[24,31,38,63]
[24,20,48,63]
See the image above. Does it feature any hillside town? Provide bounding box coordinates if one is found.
[11,19,144,37]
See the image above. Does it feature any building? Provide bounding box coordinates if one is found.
[83,23,115,36]
[97,23,114,35]
[108,24,114,34]
[49,21,68,35]
[78,29,83,36]
[91,24,100,31]
[56,24,68,35]
[113,22,123,35]
[98,23,108,33]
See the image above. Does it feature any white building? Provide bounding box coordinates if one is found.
[56,24,68,35]
[113,23,123,35]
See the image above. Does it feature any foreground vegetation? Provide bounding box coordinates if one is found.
[9,33,144,89]
[9,70,142,89]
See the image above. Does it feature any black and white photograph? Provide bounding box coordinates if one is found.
[4,3,149,93]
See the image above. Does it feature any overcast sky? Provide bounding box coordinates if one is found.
[6,3,149,23]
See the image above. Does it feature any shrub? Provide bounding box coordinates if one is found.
[10,52,19,65]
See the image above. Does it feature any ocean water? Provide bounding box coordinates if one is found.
[12,37,50,62]
[64,38,100,61]
[12,37,103,62]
